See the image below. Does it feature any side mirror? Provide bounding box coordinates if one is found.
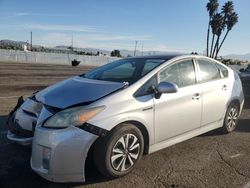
[239,68,245,72]
[157,82,178,94]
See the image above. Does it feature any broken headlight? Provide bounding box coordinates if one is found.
[43,106,105,128]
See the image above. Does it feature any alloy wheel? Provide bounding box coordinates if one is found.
[227,107,238,130]
[111,133,140,172]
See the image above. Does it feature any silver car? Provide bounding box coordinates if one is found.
[7,55,244,182]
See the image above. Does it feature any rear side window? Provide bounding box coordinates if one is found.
[159,59,196,88]
[198,60,221,82]
[216,63,229,77]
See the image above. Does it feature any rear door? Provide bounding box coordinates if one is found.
[196,58,230,126]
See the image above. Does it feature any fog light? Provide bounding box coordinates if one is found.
[42,147,51,170]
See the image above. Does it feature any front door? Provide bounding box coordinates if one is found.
[154,59,202,143]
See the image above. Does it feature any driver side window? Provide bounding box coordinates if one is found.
[159,59,196,88]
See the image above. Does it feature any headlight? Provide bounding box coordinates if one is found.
[43,106,105,128]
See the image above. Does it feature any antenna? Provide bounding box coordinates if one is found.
[134,40,138,56]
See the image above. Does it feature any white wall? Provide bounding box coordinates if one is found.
[0,49,119,66]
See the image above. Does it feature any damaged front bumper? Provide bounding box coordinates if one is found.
[31,125,98,183]
[7,131,33,146]
[7,96,44,145]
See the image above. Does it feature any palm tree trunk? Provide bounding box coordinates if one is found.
[212,35,220,58]
[215,30,229,58]
[212,33,221,58]
[215,37,220,59]
[206,20,211,56]
[210,34,215,57]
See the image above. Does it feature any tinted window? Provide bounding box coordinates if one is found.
[159,59,196,88]
[198,60,221,82]
[216,63,228,77]
[141,60,165,76]
[84,58,166,84]
[101,62,136,80]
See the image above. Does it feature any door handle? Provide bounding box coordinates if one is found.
[192,93,200,100]
[222,85,227,90]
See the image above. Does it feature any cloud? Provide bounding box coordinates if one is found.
[1,12,79,17]
[35,33,185,52]
[13,12,30,16]
[36,32,152,46]
[29,24,101,32]
[0,23,184,52]
[77,34,152,41]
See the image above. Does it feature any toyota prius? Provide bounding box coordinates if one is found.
[7,55,244,182]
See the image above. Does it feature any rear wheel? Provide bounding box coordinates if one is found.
[93,123,144,178]
[222,103,240,133]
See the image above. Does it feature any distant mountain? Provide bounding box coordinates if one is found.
[224,53,250,61]
[0,39,42,48]
[0,39,28,47]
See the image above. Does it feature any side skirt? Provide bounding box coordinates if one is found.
[149,120,223,154]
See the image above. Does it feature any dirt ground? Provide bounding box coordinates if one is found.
[1,62,250,188]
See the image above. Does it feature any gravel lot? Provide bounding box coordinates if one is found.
[1,62,250,188]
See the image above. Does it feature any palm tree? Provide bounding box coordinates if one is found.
[210,13,224,58]
[222,1,234,18]
[212,1,234,58]
[215,12,238,58]
[206,0,219,56]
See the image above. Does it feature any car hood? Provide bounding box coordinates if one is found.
[35,76,125,109]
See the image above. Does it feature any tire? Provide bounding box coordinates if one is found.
[93,123,144,178]
[222,102,240,133]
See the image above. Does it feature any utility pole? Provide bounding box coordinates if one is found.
[134,40,138,56]
[30,31,32,51]
[71,35,74,52]
[141,43,143,56]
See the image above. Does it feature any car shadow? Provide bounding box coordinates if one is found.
[0,115,8,132]
[199,118,250,137]
[235,119,250,133]
[199,128,225,137]
[244,98,250,109]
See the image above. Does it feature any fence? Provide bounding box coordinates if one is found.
[0,49,119,66]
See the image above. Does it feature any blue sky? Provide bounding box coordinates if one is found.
[0,0,249,55]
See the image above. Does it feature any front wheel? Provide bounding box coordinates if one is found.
[222,103,240,133]
[93,123,144,178]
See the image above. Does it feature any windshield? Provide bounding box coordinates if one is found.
[83,58,167,85]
